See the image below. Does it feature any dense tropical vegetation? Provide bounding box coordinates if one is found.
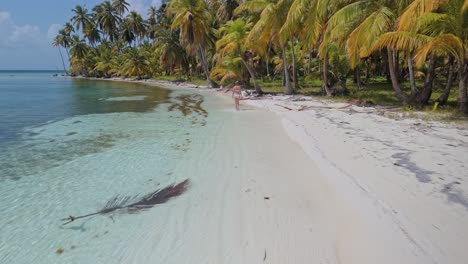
[54,0,468,114]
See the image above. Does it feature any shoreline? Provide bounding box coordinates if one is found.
[72,75,468,124]
[78,76,468,263]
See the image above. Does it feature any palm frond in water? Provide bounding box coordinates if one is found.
[61,179,189,225]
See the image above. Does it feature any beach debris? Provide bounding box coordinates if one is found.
[264,249,267,261]
[297,104,352,111]
[347,99,375,107]
[274,104,294,111]
[61,179,189,225]
[264,197,270,200]
[274,103,353,112]
[56,248,65,254]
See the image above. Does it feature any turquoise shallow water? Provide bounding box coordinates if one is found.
[0,72,211,263]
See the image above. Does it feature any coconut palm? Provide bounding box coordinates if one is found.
[71,5,92,31]
[281,0,354,95]
[412,0,468,112]
[368,0,450,105]
[121,48,150,78]
[215,18,263,93]
[70,35,91,75]
[216,0,240,21]
[125,11,148,45]
[70,35,90,60]
[63,22,75,34]
[94,45,114,77]
[153,24,189,76]
[52,35,68,73]
[112,0,130,15]
[234,0,275,21]
[167,0,219,87]
[56,29,73,55]
[248,0,294,94]
[121,18,136,46]
[95,1,121,42]
[83,22,101,48]
[148,6,158,26]
[210,56,244,83]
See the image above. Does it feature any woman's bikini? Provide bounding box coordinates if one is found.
[233,87,241,99]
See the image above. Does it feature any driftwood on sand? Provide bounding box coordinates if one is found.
[61,179,189,225]
[274,104,352,111]
[297,104,352,111]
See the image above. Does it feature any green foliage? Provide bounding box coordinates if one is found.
[55,0,468,113]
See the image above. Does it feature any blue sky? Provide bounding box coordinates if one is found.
[0,0,160,70]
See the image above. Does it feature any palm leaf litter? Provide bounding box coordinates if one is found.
[61,179,189,225]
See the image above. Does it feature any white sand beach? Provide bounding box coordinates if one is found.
[239,94,468,264]
[80,79,468,263]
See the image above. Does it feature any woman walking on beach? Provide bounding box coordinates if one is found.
[232,81,242,111]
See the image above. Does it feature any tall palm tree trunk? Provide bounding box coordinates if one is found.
[198,46,219,88]
[322,52,332,96]
[281,45,293,95]
[57,47,67,74]
[436,58,455,105]
[241,58,263,94]
[355,66,364,90]
[266,42,272,80]
[416,54,436,106]
[387,49,409,104]
[408,55,418,95]
[458,63,468,114]
[290,39,299,90]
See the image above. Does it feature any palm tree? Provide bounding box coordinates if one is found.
[148,6,158,26]
[217,0,240,22]
[70,35,90,60]
[234,0,275,22]
[125,11,148,45]
[247,0,294,94]
[215,18,263,93]
[112,0,130,16]
[56,28,73,58]
[167,0,219,87]
[52,35,68,73]
[70,35,91,75]
[121,18,136,46]
[412,0,468,113]
[93,45,114,77]
[71,5,92,32]
[281,0,353,96]
[95,1,121,42]
[210,56,244,83]
[63,22,75,34]
[83,22,101,48]
[121,48,150,78]
[368,0,449,105]
[153,23,189,77]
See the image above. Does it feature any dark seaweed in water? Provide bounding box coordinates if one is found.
[61,179,189,225]
[168,94,208,117]
[0,133,124,181]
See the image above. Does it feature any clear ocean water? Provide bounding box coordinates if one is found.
[0,71,212,263]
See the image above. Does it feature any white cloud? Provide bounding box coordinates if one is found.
[0,11,42,49]
[47,24,62,43]
[0,11,64,70]
[0,11,12,22]
[127,0,162,18]
[127,0,150,16]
